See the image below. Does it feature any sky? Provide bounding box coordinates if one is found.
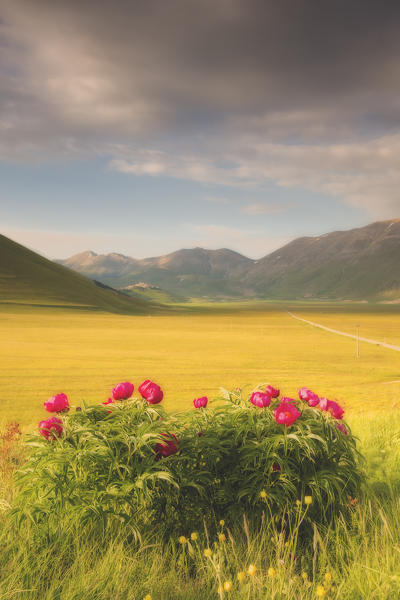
[1,0,400,259]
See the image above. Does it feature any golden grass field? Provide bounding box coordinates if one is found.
[1,302,400,431]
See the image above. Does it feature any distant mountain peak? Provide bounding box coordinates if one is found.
[57,219,400,301]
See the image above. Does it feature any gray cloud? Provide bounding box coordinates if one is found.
[110,131,400,217]
[1,0,400,214]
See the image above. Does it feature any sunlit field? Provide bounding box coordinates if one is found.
[292,303,400,348]
[1,302,400,430]
[2,302,400,599]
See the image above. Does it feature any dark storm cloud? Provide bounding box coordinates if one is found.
[2,0,400,139]
[1,0,400,215]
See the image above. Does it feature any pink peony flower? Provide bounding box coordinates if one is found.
[44,393,69,413]
[274,401,301,427]
[319,398,344,419]
[38,416,63,440]
[139,380,164,404]
[336,422,348,435]
[193,396,208,408]
[265,385,280,398]
[280,396,297,404]
[298,387,320,407]
[112,382,134,401]
[250,391,271,408]
[155,433,178,459]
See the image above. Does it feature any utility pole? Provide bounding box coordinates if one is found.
[356,323,360,358]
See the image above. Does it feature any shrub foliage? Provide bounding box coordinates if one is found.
[13,384,363,540]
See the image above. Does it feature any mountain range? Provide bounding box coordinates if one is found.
[58,219,400,301]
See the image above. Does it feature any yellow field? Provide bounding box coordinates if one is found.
[292,306,400,347]
[1,303,400,430]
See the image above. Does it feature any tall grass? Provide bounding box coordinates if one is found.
[0,414,399,599]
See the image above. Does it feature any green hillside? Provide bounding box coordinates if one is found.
[245,220,400,300]
[0,234,153,313]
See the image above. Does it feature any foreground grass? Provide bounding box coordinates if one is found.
[1,413,400,599]
[2,302,400,429]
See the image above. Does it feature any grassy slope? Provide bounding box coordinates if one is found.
[0,234,153,314]
[1,302,400,429]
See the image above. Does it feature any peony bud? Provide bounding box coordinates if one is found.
[298,387,319,407]
[155,433,178,458]
[193,396,208,408]
[111,382,134,401]
[265,385,280,398]
[44,393,69,413]
[250,391,271,408]
[319,398,344,419]
[139,380,163,404]
[38,416,63,440]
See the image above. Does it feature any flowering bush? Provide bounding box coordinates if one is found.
[13,381,363,541]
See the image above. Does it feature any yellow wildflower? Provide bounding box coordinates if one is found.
[316,585,326,598]
[223,581,233,592]
[190,532,198,541]
[268,567,276,577]
[248,564,257,576]
[296,499,301,506]
[305,496,313,505]
[302,572,308,581]
[218,533,226,542]
[324,572,332,583]
[260,490,267,499]
[219,519,225,527]
[237,571,245,583]
[178,536,187,544]
[143,596,152,600]
[204,548,212,557]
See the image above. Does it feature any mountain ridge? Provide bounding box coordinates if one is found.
[57,219,400,300]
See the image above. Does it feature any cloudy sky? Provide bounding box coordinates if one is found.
[1,0,400,259]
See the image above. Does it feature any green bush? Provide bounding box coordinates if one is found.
[12,387,364,541]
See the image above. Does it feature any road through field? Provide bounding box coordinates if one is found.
[287,311,400,352]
